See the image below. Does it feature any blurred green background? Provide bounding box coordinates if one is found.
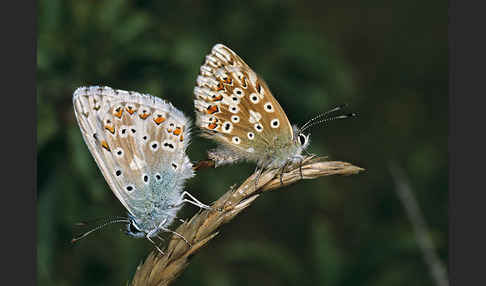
[37,0,447,285]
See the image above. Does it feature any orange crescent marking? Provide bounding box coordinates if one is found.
[173,128,182,136]
[179,135,184,142]
[139,113,149,119]
[216,82,224,91]
[208,123,217,129]
[212,94,223,101]
[104,125,115,134]
[207,105,219,114]
[101,141,110,151]
[154,116,166,125]
[223,77,232,84]
[114,108,123,118]
[126,106,135,115]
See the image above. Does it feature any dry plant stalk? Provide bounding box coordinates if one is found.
[131,156,364,286]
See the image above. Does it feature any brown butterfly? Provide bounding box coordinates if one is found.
[193,44,355,181]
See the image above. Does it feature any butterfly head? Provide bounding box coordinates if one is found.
[125,218,146,238]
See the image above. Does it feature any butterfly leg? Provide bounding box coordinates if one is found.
[279,161,290,186]
[253,165,264,191]
[159,225,191,248]
[146,233,164,255]
[299,158,304,179]
[171,191,212,210]
[154,218,191,247]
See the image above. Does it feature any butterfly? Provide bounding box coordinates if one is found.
[72,86,210,253]
[193,44,355,182]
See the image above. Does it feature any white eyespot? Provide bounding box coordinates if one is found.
[141,134,149,144]
[231,115,240,123]
[142,174,150,184]
[222,121,233,133]
[270,118,280,128]
[161,140,176,152]
[129,126,137,136]
[247,132,255,140]
[125,184,135,192]
[250,93,260,104]
[254,123,263,132]
[150,141,159,151]
[229,105,239,114]
[264,102,274,113]
[230,95,240,104]
[114,147,124,158]
[233,88,245,98]
[247,147,255,153]
[119,125,128,138]
[232,136,241,144]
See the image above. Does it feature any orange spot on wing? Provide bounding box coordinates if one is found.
[212,94,223,101]
[216,82,224,91]
[207,105,219,114]
[223,77,232,84]
[208,123,217,129]
[173,127,182,136]
[139,113,149,119]
[101,141,110,151]
[105,125,115,134]
[114,107,123,118]
[154,116,166,125]
[179,135,184,142]
[126,106,135,115]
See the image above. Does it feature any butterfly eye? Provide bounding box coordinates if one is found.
[129,221,142,233]
[298,134,307,145]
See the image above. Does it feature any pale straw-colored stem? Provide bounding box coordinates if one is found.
[131,156,364,286]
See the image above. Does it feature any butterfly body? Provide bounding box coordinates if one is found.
[194,44,310,171]
[73,86,198,240]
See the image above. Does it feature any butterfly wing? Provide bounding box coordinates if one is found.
[73,86,193,217]
[194,44,294,163]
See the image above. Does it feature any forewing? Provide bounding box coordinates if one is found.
[194,44,294,157]
[73,86,193,216]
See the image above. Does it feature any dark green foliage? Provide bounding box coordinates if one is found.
[37,0,447,285]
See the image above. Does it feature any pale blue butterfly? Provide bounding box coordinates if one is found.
[72,86,210,253]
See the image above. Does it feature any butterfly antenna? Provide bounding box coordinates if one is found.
[299,104,347,132]
[71,218,129,244]
[300,112,358,133]
[73,215,129,227]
